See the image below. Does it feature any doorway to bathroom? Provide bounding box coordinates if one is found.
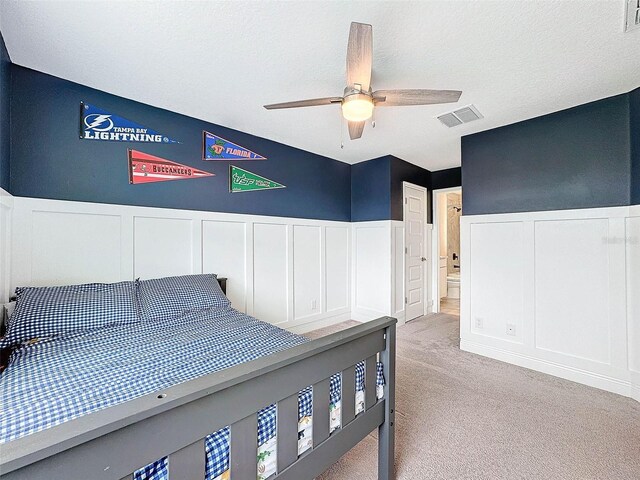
[432,187,462,316]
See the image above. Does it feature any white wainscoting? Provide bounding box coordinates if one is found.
[0,188,13,303]
[461,205,640,401]
[351,220,406,324]
[392,222,405,322]
[627,209,640,402]
[9,197,352,333]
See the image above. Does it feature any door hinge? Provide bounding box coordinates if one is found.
[405,297,407,304]
[405,247,407,254]
[405,198,407,204]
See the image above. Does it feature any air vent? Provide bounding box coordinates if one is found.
[626,0,640,32]
[437,105,483,128]
[437,113,463,128]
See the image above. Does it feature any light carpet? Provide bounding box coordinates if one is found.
[307,315,640,480]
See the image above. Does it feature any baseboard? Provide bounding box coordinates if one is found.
[287,311,353,334]
[460,339,634,399]
[393,310,405,326]
[632,383,640,403]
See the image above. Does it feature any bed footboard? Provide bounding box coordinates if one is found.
[0,317,397,480]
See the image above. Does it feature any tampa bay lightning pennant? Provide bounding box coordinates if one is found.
[203,131,266,160]
[80,103,180,144]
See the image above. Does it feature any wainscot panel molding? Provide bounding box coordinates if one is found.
[351,220,406,324]
[0,187,12,303]
[392,222,405,322]
[628,205,640,402]
[9,197,352,333]
[461,205,639,402]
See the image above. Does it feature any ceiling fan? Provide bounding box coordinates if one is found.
[264,22,462,140]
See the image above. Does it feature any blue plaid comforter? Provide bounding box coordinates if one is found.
[0,306,383,480]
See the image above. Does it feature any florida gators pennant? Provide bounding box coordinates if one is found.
[203,131,266,160]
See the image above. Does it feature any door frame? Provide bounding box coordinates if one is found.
[431,186,462,313]
[402,181,430,321]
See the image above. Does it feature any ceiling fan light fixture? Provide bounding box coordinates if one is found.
[341,94,374,122]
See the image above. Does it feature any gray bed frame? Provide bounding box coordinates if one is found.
[0,315,397,480]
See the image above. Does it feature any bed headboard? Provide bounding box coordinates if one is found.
[217,277,227,296]
[1,302,14,336]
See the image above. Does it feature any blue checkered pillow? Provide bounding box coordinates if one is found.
[137,274,230,321]
[3,281,138,348]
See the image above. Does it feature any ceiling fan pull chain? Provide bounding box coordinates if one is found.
[340,112,345,149]
[372,107,376,128]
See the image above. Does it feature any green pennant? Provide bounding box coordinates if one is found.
[229,165,286,193]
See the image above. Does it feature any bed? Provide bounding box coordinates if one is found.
[0,275,396,480]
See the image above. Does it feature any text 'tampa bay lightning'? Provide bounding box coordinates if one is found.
[80,103,180,143]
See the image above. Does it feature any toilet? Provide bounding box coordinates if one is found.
[446,272,460,298]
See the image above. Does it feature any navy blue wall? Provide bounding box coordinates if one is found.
[431,167,462,191]
[351,156,391,221]
[0,31,10,191]
[462,92,632,216]
[9,66,351,221]
[631,88,640,205]
[7,63,463,222]
[351,155,462,222]
[390,156,431,221]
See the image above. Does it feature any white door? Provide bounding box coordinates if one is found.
[404,183,427,321]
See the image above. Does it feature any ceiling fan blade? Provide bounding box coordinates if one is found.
[348,120,365,140]
[346,22,373,91]
[264,97,343,110]
[373,89,462,106]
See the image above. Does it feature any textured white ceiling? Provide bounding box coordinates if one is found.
[1,1,639,170]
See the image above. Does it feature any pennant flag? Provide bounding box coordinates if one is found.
[229,166,285,193]
[203,131,266,160]
[81,103,181,144]
[129,150,214,185]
